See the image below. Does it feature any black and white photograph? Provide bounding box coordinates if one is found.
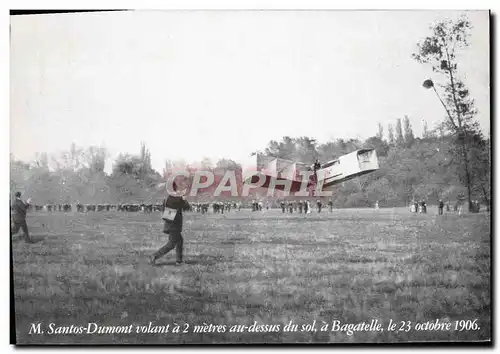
[8,8,491,345]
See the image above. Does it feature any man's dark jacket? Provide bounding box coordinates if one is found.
[163,196,190,234]
[12,198,29,223]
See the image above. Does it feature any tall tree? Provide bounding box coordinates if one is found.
[387,124,395,146]
[32,152,49,169]
[436,122,446,139]
[413,15,480,211]
[469,134,490,209]
[55,143,84,171]
[395,118,404,147]
[376,123,384,141]
[403,116,415,147]
[84,146,108,173]
[163,159,173,178]
[69,142,84,171]
[422,120,430,139]
[139,142,152,180]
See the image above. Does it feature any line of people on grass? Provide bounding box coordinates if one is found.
[11,178,488,270]
[409,198,483,215]
[410,200,428,214]
[277,199,334,214]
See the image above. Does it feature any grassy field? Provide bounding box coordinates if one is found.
[12,208,491,344]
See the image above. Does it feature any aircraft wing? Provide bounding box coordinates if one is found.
[257,155,309,182]
[243,149,379,195]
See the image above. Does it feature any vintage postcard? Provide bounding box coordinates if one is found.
[9,9,491,345]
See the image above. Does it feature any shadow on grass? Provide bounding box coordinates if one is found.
[155,254,222,267]
[12,235,45,244]
[220,237,247,245]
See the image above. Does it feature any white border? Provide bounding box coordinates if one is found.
[2,1,496,354]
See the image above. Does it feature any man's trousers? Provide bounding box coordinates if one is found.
[11,220,30,241]
[153,231,183,262]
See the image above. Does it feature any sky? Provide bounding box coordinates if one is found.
[10,10,490,173]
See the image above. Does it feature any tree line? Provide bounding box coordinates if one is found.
[9,15,490,210]
[9,124,490,209]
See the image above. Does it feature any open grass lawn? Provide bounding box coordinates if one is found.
[12,208,491,344]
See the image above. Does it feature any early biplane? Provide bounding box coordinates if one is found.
[242,149,379,195]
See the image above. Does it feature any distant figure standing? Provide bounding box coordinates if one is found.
[471,200,480,213]
[150,179,191,266]
[11,192,33,243]
[304,200,309,214]
[328,200,333,213]
[420,200,427,214]
[317,199,322,213]
[438,199,444,215]
[457,197,465,215]
[280,201,286,213]
[375,200,379,210]
[306,201,311,214]
[414,200,419,213]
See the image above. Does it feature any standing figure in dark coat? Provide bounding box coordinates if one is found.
[150,180,191,266]
[11,192,33,243]
[438,199,444,215]
[420,200,427,214]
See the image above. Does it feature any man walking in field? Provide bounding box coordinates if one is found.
[150,178,191,266]
[11,192,33,243]
[438,199,444,215]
